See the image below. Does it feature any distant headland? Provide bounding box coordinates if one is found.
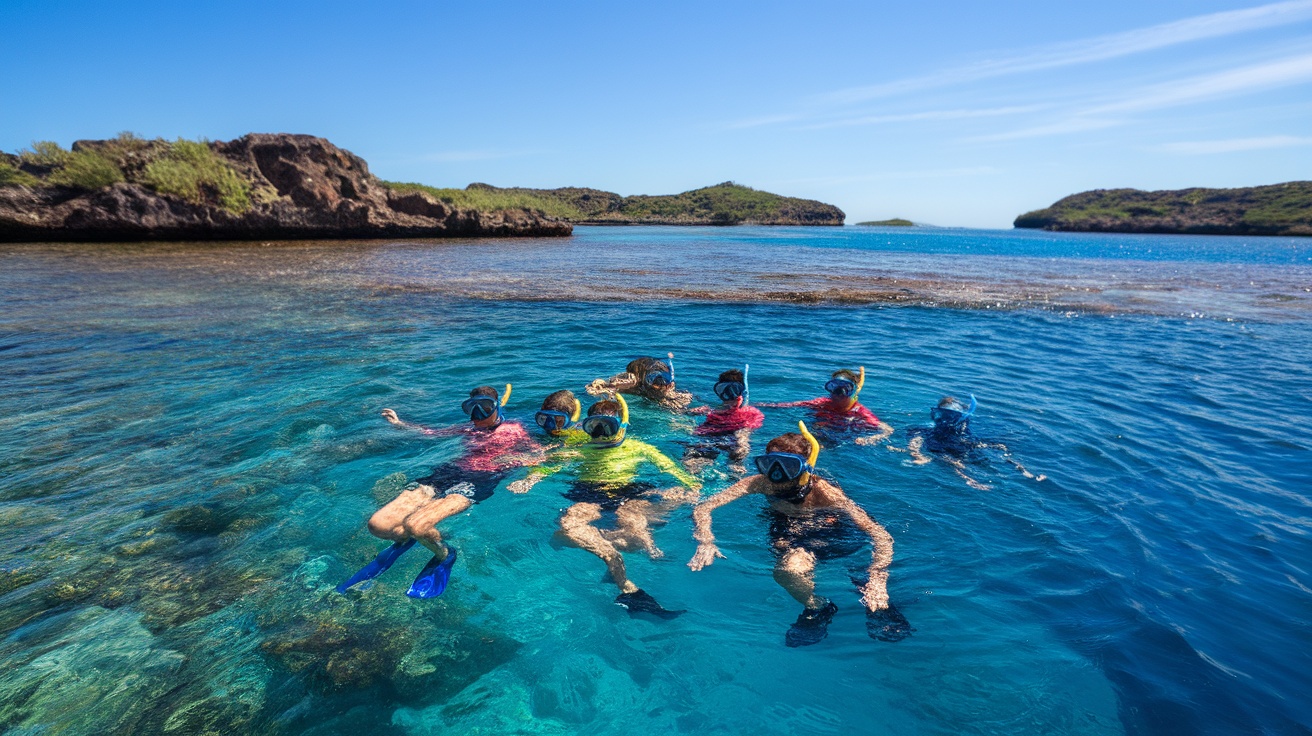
[855,218,914,227]
[1014,181,1312,237]
[385,181,845,226]
[0,133,845,242]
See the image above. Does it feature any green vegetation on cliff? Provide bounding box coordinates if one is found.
[1015,181,1312,236]
[4,134,256,213]
[856,218,914,226]
[383,180,845,226]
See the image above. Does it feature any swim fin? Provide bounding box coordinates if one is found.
[614,589,684,620]
[866,603,913,642]
[785,600,838,648]
[336,538,417,593]
[406,547,458,599]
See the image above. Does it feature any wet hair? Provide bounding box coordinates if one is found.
[470,385,498,400]
[718,369,744,383]
[938,396,964,411]
[765,433,810,456]
[588,399,621,418]
[626,357,669,380]
[541,389,577,413]
[831,368,860,383]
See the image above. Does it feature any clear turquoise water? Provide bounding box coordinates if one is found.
[1,227,1310,735]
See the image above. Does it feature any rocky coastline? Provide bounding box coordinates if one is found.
[0,134,572,242]
[1014,181,1312,236]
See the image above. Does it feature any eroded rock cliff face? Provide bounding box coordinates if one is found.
[1014,182,1312,236]
[0,133,571,242]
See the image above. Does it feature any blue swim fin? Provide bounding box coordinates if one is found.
[336,538,417,594]
[406,547,458,599]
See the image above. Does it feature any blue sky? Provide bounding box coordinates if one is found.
[2,0,1310,227]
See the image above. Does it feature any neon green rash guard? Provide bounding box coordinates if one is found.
[533,438,698,489]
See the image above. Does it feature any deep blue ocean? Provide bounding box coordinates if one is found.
[1,226,1310,735]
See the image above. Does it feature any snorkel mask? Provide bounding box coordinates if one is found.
[713,364,750,405]
[930,394,977,430]
[754,421,822,503]
[461,383,511,426]
[643,352,676,389]
[579,394,629,448]
[824,366,865,402]
[535,397,582,434]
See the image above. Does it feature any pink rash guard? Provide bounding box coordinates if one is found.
[694,404,765,436]
[450,421,541,473]
[797,396,882,429]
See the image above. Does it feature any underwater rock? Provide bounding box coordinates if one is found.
[0,607,186,734]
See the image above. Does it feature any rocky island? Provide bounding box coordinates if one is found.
[386,181,845,226]
[856,218,914,227]
[0,134,848,242]
[0,133,572,242]
[1014,181,1312,237]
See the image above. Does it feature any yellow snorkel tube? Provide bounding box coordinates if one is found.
[501,383,512,407]
[569,396,582,424]
[797,420,820,487]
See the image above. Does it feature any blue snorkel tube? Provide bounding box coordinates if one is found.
[743,363,749,406]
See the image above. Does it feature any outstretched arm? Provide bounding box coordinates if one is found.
[839,499,895,611]
[586,372,639,396]
[688,477,756,570]
[754,398,821,409]
[380,409,461,437]
[506,447,582,493]
[854,421,895,445]
[643,444,702,491]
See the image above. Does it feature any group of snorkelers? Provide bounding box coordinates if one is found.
[339,354,1040,647]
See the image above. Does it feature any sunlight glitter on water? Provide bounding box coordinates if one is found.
[0,227,1309,735]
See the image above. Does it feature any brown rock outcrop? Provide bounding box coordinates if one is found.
[0,133,572,242]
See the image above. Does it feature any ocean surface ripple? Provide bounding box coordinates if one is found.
[0,226,1309,735]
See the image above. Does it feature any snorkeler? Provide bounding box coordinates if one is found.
[688,422,910,646]
[888,395,1045,490]
[530,389,591,446]
[681,366,764,475]
[337,384,545,598]
[519,394,701,618]
[587,353,693,411]
[757,367,894,445]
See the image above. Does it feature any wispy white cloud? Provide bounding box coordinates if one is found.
[1158,134,1312,154]
[825,0,1312,105]
[728,0,1312,129]
[1089,51,1312,114]
[798,105,1044,130]
[975,51,1312,140]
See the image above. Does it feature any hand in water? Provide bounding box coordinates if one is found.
[381,408,401,425]
[507,477,538,494]
[687,543,725,571]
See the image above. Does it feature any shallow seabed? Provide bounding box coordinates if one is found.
[0,227,1309,735]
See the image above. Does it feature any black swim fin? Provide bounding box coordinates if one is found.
[866,603,913,642]
[615,589,684,620]
[785,600,838,648]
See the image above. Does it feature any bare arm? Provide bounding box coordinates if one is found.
[754,398,819,409]
[854,421,895,445]
[687,477,757,570]
[586,373,639,396]
[839,498,895,611]
[380,409,461,437]
[907,435,930,464]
